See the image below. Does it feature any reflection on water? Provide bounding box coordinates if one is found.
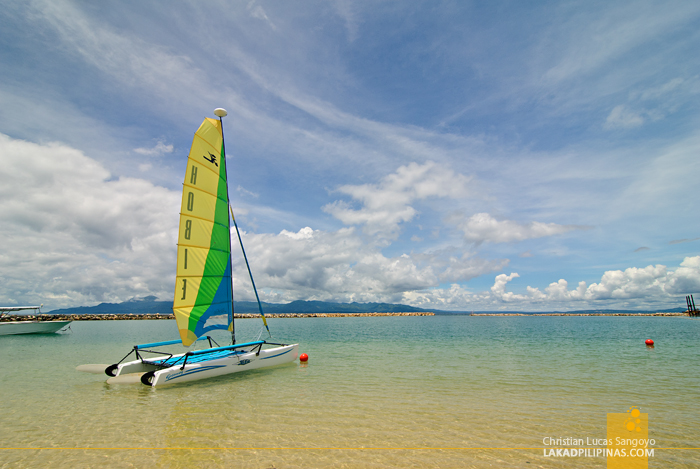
[0,316,699,468]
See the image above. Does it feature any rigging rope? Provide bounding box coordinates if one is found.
[229,205,271,338]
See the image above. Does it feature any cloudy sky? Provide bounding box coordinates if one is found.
[1,0,699,311]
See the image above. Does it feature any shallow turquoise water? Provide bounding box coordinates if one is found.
[0,315,698,468]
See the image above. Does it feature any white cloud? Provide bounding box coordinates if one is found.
[134,141,174,156]
[637,77,687,101]
[2,134,696,312]
[231,227,439,303]
[614,133,700,217]
[29,0,243,126]
[584,264,668,299]
[662,256,700,295]
[438,1,700,128]
[280,227,314,240]
[247,1,276,30]
[539,3,700,85]
[456,212,582,244]
[334,0,360,43]
[604,77,699,130]
[323,161,471,239]
[526,258,700,302]
[604,105,645,129]
[0,133,179,309]
[490,273,527,302]
[229,227,509,303]
[35,0,200,96]
[236,185,259,199]
[411,250,507,283]
[404,256,700,311]
[0,131,578,310]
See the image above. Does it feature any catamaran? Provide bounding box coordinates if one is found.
[0,305,71,335]
[79,109,298,386]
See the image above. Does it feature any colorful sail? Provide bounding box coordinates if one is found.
[173,117,233,346]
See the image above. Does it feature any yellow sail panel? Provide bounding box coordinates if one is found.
[189,133,223,177]
[175,245,231,280]
[174,275,230,308]
[196,118,223,152]
[184,160,220,197]
[177,215,214,249]
[174,307,197,345]
[174,276,204,309]
[175,245,209,278]
[180,185,219,222]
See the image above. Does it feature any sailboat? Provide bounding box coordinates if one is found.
[83,109,298,386]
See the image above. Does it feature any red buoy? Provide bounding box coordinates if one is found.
[645,339,654,346]
[299,353,308,362]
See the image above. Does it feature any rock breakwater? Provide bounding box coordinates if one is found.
[1,312,434,321]
[470,312,685,316]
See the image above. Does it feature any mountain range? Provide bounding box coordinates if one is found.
[45,296,687,315]
[48,296,428,315]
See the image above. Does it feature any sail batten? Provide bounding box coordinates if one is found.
[174,117,233,346]
[182,184,223,199]
[177,274,232,278]
[176,245,231,252]
[176,214,230,225]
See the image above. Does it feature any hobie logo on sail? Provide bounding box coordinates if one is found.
[203,151,218,166]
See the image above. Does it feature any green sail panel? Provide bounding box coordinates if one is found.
[173,117,232,346]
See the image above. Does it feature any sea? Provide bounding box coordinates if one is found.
[0,315,698,468]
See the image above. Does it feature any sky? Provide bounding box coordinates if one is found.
[1,0,699,312]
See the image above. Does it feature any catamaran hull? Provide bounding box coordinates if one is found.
[115,343,299,387]
[0,321,71,335]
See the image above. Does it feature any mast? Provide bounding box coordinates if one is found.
[213,109,270,339]
[214,108,235,345]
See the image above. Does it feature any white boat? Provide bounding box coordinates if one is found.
[106,338,298,386]
[0,306,71,335]
[84,109,298,386]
